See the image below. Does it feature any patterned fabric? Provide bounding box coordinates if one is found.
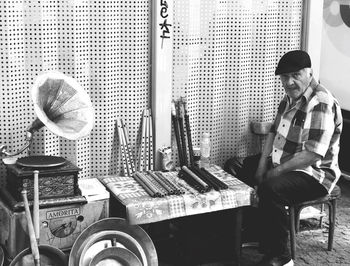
[270,78,343,193]
[99,165,253,225]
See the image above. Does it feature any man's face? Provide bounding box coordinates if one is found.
[279,68,312,101]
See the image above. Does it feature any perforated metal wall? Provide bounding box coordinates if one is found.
[172,0,303,166]
[1,0,303,185]
[0,0,151,185]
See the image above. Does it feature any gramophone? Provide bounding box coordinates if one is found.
[0,71,94,200]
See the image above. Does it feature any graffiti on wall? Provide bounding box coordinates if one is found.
[159,0,171,48]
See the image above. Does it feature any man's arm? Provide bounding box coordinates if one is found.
[266,150,321,178]
[254,132,275,184]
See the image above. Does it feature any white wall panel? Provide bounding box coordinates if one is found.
[172,0,303,166]
[0,0,151,185]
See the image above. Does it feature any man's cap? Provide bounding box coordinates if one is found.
[275,50,311,75]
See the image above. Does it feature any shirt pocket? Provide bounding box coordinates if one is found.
[288,110,306,146]
[291,110,306,128]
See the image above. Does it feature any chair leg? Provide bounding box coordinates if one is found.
[295,207,302,233]
[319,203,325,228]
[328,199,337,251]
[289,206,296,260]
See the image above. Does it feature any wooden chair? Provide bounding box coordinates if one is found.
[288,184,341,260]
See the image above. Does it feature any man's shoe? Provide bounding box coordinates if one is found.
[257,255,293,266]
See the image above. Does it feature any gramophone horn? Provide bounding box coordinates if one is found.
[30,71,94,140]
[0,71,94,157]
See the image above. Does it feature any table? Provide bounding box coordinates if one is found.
[99,165,254,265]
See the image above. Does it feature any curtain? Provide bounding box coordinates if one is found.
[172,0,303,166]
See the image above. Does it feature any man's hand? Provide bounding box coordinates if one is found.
[254,132,275,185]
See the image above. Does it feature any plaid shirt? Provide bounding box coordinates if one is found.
[270,78,343,193]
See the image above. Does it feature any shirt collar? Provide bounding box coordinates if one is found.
[303,77,318,102]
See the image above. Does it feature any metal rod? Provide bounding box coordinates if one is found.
[0,132,33,157]
[182,166,208,188]
[181,166,209,192]
[132,172,156,197]
[141,172,166,197]
[177,100,188,166]
[154,171,184,195]
[147,170,173,195]
[22,190,40,266]
[144,110,150,171]
[136,172,162,197]
[200,167,228,190]
[138,110,147,171]
[148,109,154,170]
[117,119,128,176]
[172,101,184,166]
[182,97,194,166]
[33,170,40,243]
[121,120,132,176]
[121,119,135,174]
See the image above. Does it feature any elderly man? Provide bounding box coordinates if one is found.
[250,50,343,266]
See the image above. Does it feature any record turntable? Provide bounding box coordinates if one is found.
[6,155,80,201]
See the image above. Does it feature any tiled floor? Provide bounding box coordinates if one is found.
[153,177,350,266]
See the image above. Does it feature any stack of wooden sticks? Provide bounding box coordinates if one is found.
[136,109,154,172]
[118,104,228,196]
[172,97,228,193]
[132,170,185,197]
[116,118,135,176]
[171,97,194,167]
[117,109,153,176]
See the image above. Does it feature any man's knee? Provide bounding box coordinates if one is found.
[257,177,280,199]
[224,155,261,187]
